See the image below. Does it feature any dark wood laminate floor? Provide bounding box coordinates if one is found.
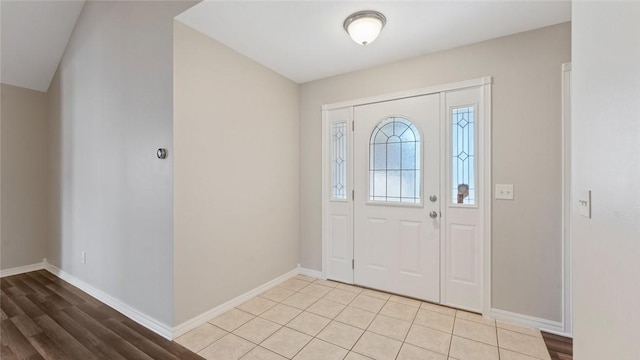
[0,270,203,360]
[542,331,573,360]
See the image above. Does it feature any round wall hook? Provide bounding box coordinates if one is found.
[157,148,167,159]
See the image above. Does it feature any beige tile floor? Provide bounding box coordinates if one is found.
[176,275,551,360]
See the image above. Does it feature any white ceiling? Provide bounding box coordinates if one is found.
[177,1,571,84]
[0,1,571,92]
[1,0,85,92]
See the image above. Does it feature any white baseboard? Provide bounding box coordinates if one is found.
[172,267,299,339]
[490,308,569,336]
[297,265,324,279]
[43,260,174,340]
[6,261,573,340]
[1,261,45,277]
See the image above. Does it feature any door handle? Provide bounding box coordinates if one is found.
[429,211,438,219]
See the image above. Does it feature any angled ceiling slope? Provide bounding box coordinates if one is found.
[1,0,85,92]
[177,1,571,84]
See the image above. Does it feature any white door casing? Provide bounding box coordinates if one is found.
[353,95,441,302]
[322,77,492,314]
[561,62,572,335]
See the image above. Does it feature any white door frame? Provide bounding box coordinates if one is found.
[321,76,493,316]
[561,62,573,336]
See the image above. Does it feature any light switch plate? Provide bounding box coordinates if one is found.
[579,190,591,218]
[495,184,514,200]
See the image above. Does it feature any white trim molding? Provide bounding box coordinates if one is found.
[482,80,493,318]
[297,265,324,279]
[43,260,175,340]
[172,267,299,339]
[7,260,306,340]
[323,77,492,110]
[490,308,569,337]
[561,62,573,336]
[0,260,46,277]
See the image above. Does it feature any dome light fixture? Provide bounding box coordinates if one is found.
[343,10,386,46]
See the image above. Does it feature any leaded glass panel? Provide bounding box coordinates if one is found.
[332,122,347,200]
[451,106,476,205]
[369,117,421,203]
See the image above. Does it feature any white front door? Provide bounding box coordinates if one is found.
[353,94,441,302]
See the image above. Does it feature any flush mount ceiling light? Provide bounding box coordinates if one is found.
[343,10,386,46]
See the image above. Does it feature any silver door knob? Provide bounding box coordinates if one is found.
[429,211,438,218]
[429,195,437,202]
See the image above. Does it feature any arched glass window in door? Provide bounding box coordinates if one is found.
[369,117,421,203]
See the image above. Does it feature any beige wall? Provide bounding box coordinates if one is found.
[47,1,194,327]
[300,23,570,322]
[572,3,640,358]
[173,22,300,324]
[1,84,48,270]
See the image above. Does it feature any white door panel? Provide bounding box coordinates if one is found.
[353,94,440,302]
[330,215,349,260]
[449,224,478,284]
[442,87,485,312]
[324,108,353,284]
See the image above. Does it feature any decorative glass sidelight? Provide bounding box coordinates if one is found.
[451,106,476,205]
[369,117,421,203]
[332,122,347,200]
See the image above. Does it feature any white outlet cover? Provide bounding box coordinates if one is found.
[495,184,514,200]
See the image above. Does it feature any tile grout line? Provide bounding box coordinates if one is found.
[356,288,429,358]
[305,280,455,359]
[304,280,396,358]
[449,311,459,359]
[328,282,374,356]
[495,326,552,360]
[285,279,364,359]
[200,277,545,360]
[236,278,289,359]
[270,277,318,359]
[392,297,422,360]
[259,278,354,359]
[451,310,510,360]
[350,287,393,358]
[205,276,317,359]
[450,316,506,351]
[496,318,501,360]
